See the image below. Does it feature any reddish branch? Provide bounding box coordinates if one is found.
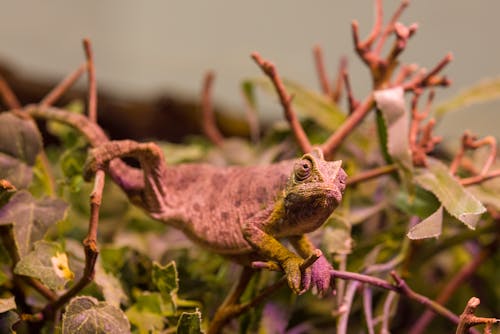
[316,0,451,159]
[40,38,103,320]
[40,62,87,107]
[0,74,21,109]
[251,52,312,154]
[313,45,347,104]
[455,297,499,334]
[409,91,442,166]
[201,71,225,146]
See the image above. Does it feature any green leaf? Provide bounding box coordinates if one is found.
[415,158,486,229]
[434,78,500,120]
[407,206,444,239]
[152,261,178,311]
[14,240,74,290]
[242,77,346,130]
[177,310,202,334]
[0,113,42,165]
[374,87,414,186]
[94,262,128,308]
[0,296,16,313]
[323,220,353,255]
[0,190,68,257]
[62,296,131,334]
[125,292,166,333]
[395,187,441,218]
[467,179,500,211]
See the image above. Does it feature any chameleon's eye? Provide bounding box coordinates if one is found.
[294,159,312,181]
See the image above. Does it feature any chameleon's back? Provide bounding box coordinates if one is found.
[160,160,294,255]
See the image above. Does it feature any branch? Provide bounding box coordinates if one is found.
[40,62,87,107]
[251,52,312,154]
[201,71,224,146]
[313,45,332,97]
[455,297,499,334]
[83,38,97,123]
[0,74,21,109]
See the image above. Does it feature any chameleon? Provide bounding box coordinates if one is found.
[24,105,347,295]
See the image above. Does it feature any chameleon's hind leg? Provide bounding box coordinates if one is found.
[84,139,169,214]
[209,266,255,334]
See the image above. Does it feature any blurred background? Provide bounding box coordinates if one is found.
[1,0,499,142]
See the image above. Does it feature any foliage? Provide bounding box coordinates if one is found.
[0,2,499,333]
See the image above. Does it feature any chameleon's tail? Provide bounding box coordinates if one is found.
[25,104,109,146]
[24,104,145,194]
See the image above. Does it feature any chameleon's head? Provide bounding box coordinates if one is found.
[283,147,346,234]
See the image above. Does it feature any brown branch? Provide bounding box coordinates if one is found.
[313,45,332,97]
[374,0,411,55]
[321,94,375,159]
[251,52,312,154]
[0,74,21,109]
[83,38,97,123]
[455,297,499,334]
[347,164,397,186]
[201,71,224,146]
[332,56,348,103]
[41,38,103,320]
[343,69,359,113]
[404,53,453,92]
[358,0,383,51]
[40,62,87,107]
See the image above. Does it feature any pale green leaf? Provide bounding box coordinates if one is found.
[242,77,346,130]
[467,179,500,211]
[322,220,353,255]
[94,262,128,308]
[0,296,16,313]
[0,190,68,257]
[14,241,74,290]
[415,158,486,229]
[407,206,444,239]
[125,292,166,333]
[62,296,130,334]
[152,261,178,311]
[177,310,202,334]
[374,87,413,181]
[434,78,500,120]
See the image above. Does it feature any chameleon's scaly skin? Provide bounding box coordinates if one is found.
[25,105,347,294]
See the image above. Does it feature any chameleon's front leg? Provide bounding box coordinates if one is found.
[84,140,169,214]
[242,217,311,294]
[289,235,334,297]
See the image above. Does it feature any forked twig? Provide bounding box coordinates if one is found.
[251,52,312,154]
[0,74,21,109]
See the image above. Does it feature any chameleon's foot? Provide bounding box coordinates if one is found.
[309,255,335,297]
[282,257,312,295]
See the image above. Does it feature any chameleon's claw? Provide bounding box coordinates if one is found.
[282,257,313,295]
[309,255,334,297]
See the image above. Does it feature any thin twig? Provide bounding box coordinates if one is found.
[201,71,224,146]
[374,0,411,55]
[362,285,376,334]
[380,291,398,334]
[347,164,397,186]
[83,39,97,123]
[251,52,312,154]
[343,69,359,113]
[0,74,21,109]
[313,45,332,97]
[40,62,87,107]
[455,297,499,334]
[332,56,348,103]
[337,281,361,334]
